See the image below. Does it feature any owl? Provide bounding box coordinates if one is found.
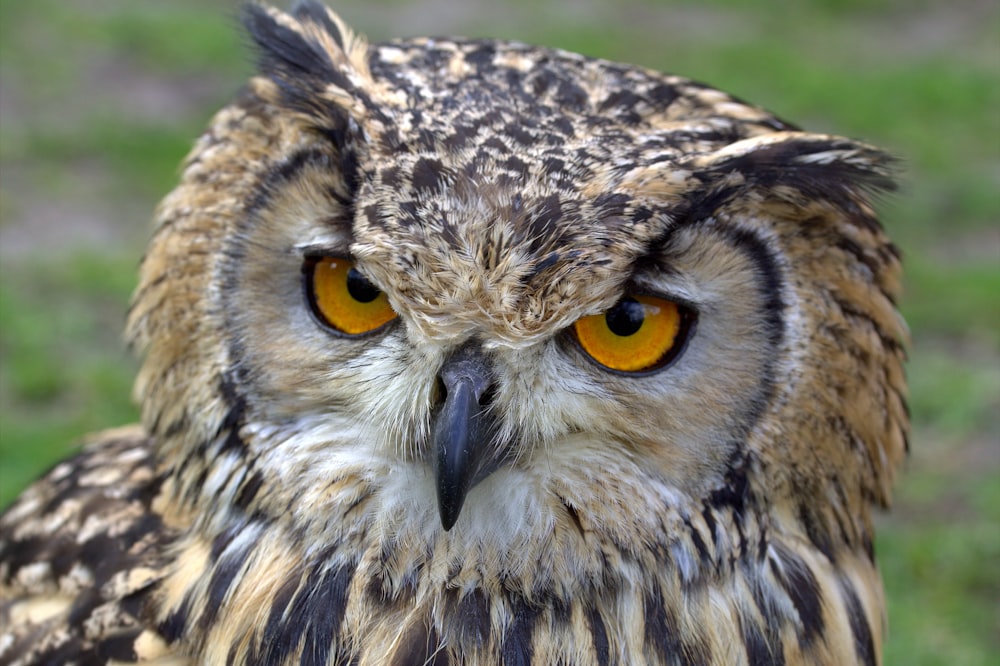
[0,2,908,665]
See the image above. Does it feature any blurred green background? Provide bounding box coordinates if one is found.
[0,0,997,663]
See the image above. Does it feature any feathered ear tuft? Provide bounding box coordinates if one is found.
[242,2,378,125]
[687,132,898,210]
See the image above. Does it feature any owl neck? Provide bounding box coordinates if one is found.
[150,409,880,664]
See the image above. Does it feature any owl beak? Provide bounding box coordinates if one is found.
[433,345,500,531]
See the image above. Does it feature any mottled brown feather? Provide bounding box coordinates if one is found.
[1,3,906,665]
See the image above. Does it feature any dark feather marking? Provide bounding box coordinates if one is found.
[549,114,575,138]
[447,588,492,647]
[209,521,242,560]
[253,573,303,662]
[721,225,785,348]
[502,121,536,146]
[299,575,344,666]
[527,251,563,279]
[96,631,142,662]
[630,205,653,224]
[551,594,571,626]
[839,577,877,666]
[883,240,903,262]
[585,606,611,666]
[118,584,154,624]
[464,43,496,68]
[376,549,407,598]
[741,614,784,666]
[862,531,876,562]
[558,496,586,538]
[798,503,837,562]
[33,638,89,666]
[292,0,345,49]
[411,157,451,195]
[442,122,477,151]
[158,596,192,644]
[834,298,905,357]
[770,546,825,647]
[66,587,103,627]
[388,620,450,666]
[481,136,513,154]
[235,470,265,509]
[244,150,348,221]
[679,184,741,228]
[598,89,643,115]
[836,235,882,278]
[202,524,255,627]
[746,573,787,665]
[297,564,356,663]
[643,584,689,665]
[592,192,631,218]
[701,505,719,549]
[89,512,162,586]
[547,73,591,113]
[504,154,530,179]
[528,194,563,241]
[683,517,711,565]
[320,124,362,198]
[706,449,752,515]
[212,376,249,455]
[254,558,358,665]
[2,533,64,580]
[501,596,539,666]
[647,83,682,108]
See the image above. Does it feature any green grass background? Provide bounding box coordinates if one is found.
[1,0,997,663]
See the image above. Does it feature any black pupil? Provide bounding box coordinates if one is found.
[605,298,645,337]
[346,267,381,303]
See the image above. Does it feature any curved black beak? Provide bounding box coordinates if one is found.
[433,344,500,531]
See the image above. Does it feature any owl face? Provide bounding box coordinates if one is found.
[219,134,785,536]
[128,2,906,579]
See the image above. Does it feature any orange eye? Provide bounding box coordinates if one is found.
[573,294,690,373]
[304,257,397,335]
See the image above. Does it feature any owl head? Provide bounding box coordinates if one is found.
[126,1,907,573]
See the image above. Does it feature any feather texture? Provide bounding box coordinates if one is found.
[1,3,906,664]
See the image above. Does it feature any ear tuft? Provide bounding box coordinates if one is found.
[242,2,375,123]
[692,132,898,204]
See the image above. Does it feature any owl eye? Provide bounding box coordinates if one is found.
[303,257,397,336]
[573,294,693,373]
